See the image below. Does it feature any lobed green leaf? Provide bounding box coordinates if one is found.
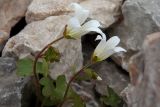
[17,58,33,76]
[83,68,99,80]
[100,86,122,107]
[51,75,67,103]
[44,46,61,63]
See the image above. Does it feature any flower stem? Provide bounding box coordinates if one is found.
[32,36,64,105]
[59,62,94,107]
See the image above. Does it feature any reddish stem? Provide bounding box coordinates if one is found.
[59,63,93,107]
[32,36,64,105]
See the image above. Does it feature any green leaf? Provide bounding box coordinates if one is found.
[44,46,61,63]
[17,58,33,76]
[37,59,49,77]
[40,75,67,105]
[17,58,47,77]
[42,86,53,97]
[101,86,122,107]
[40,77,55,97]
[39,77,53,86]
[56,75,67,91]
[73,95,85,107]
[51,75,67,103]
[69,90,85,107]
[42,59,49,77]
[83,68,99,80]
[36,61,43,73]
[42,98,55,106]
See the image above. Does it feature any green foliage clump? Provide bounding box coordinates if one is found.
[100,86,123,107]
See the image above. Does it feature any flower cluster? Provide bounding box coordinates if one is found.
[64,3,126,63]
[64,3,106,40]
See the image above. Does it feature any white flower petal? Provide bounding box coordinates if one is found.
[69,27,106,39]
[67,17,80,30]
[100,49,115,60]
[97,76,102,80]
[98,36,120,60]
[100,47,126,60]
[82,20,101,29]
[103,36,120,51]
[69,3,89,24]
[75,9,89,25]
[93,40,106,57]
[67,28,82,39]
[68,27,104,39]
[95,35,103,41]
[69,3,81,9]
[92,36,126,62]
[114,47,127,52]
[84,27,106,40]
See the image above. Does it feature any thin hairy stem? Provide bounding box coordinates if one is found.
[59,62,94,107]
[32,36,64,105]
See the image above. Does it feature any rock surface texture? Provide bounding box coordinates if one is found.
[127,32,160,107]
[26,0,123,27]
[0,0,32,51]
[80,0,123,27]
[108,0,160,70]
[0,57,27,107]
[94,61,129,95]
[2,15,83,79]
[25,0,80,23]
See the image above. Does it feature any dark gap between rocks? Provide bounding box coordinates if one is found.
[0,51,2,57]
[0,17,27,57]
[10,17,27,37]
[21,80,36,107]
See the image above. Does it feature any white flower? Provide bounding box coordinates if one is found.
[95,35,106,41]
[64,3,106,39]
[69,3,89,25]
[92,36,126,62]
[97,76,102,81]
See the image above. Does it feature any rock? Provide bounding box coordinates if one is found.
[120,84,133,105]
[2,15,83,80]
[26,0,123,27]
[0,31,9,52]
[0,57,16,77]
[107,0,160,70]
[80,0,123,27]
[0,57,28,107]
[128,32,160,107]
[0,0,32,51]
[128,52,144,85]
[72,83,99,107]
[94,61,129,96]
[26,0,81,23]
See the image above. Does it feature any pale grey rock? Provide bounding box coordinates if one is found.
[0,0,32,51]
[0,57,28,107]
[94,61,129,96]
[108,0,160,70]
[0,57,16,77]
[80,0,123,27]
[26,0,123,27]
[128,52,144,85]
[26,0,81,23]
[127,32,160,107]
[72,83,99,107]
[2,15,83,80]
